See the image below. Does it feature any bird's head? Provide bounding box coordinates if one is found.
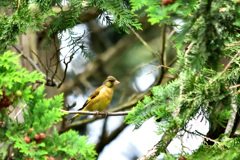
[103,76,120,88]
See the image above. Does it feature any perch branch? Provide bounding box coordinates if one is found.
[60,109,130,116]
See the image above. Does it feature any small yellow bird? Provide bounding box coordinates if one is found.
[70,76,120,122]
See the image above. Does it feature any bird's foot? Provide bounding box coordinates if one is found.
[96,111,100,116]
[104,111,108,118]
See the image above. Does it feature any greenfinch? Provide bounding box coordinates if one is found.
[70,76,120,122]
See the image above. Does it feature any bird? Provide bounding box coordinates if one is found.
[70,76,120,122]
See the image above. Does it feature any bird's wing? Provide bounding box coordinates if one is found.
[78,86,103,110]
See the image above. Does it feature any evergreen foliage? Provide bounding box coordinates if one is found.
[0,51,96,159]
[2,0,240,159]
[124,0,240,159]
[88,0,142,32]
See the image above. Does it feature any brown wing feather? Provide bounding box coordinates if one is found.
[78,86,103,110]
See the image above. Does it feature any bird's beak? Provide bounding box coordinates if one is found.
[114,80,120,85]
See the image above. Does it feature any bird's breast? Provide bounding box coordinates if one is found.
[87,87,114,111]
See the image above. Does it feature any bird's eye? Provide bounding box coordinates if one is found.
[109,80,114,82]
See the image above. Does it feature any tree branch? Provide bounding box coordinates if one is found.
[223,50,240,72]
[229,84,240,89]
[60,109,130,116]
[129,26,160,57]
[225,41,240,47]
[184,129,222,146]
[224,90,238,137]
[13,45,60,87]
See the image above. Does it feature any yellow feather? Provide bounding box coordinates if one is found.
[69,76,120,122]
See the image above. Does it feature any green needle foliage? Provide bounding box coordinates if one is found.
[124,0,240,159]
[0,51,96,159]
[1,0,240,159]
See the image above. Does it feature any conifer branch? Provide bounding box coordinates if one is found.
[138,43,196,160]
[139,42,195,159]
[184,129,222,147]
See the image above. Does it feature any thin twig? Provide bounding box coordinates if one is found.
[167,29,176,40]
[60,109,130,116]
[147,65,172,75]
[224,90,237,137]
[13,45,60,87]
[234,90,240,95]
[13,45,42,73]
[210,50,240,85]
[184,129,222,146]
[129,26,160,57]
[58,32,91,88]
[223,51,240,72]
[226,41,240,47]
[229,84,240,89]
[13,104,27,120]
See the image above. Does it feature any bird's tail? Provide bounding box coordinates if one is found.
[69,113,83,123]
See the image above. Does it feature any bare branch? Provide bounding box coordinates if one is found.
[234,90,240,95]
[129,26,160,57]
[225,41,240,47]
[224,90,238,137]
[229,84,240,89]
[137,142,159,160]
[13,103,27,120]
[223,50,240,72]
[13,45,42,73]
[13,45,60,87]
[57,32,92,88]
[147,65,173,75]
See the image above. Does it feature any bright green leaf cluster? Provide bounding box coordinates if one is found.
[0,51,44,100]
[0,51,97,159]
